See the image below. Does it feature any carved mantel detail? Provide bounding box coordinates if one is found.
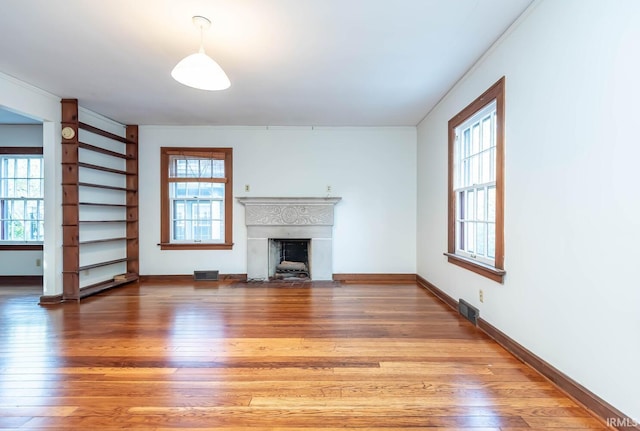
[237,197,341,226]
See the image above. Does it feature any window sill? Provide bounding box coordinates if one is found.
[0,244,43,251]
[158,242,233,251]
[444,252,505,283]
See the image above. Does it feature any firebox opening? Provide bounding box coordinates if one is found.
[269,239,310,280]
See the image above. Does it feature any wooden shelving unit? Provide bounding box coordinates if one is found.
[61,99,139,301]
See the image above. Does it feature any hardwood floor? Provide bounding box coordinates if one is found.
[0,280,609,430]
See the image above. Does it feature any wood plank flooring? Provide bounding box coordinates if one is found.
[0,280,609,430]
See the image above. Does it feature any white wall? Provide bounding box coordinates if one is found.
[417,0,639,421]
[139,126,417,276]
[0,124,43,145]
[0,124,44,276]
[0,73,61,295]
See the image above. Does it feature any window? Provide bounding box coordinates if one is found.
[447,77,505,282]
[0,149,44,246]
[160,147,233,250]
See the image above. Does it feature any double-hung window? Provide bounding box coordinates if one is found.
[0,152,44,245]
[447,77,505,282]
[160,147,233,250]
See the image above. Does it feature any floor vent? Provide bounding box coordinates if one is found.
[458,299,479,325]
[193,270,219,281]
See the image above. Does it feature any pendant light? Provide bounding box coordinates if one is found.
[171,16,231,91]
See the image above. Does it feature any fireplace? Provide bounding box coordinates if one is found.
[269,239,310,279]
[237,197,341,281]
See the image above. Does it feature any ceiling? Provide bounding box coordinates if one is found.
[0,0,534,127]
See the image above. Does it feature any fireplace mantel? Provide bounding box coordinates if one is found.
[237,197,341,226]
[237,197,341,281]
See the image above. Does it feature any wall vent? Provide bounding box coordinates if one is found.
[458,299,479,325]
[193,270,219,281]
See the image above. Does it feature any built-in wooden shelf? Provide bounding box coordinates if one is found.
[79,182,136,192]
[78,272,139,299]
[79,122,134,145]
[79,142,131,159]
[62,99,139,302]
[77,257,130,272]
[79,220,135,224]
[80,237,133,245]
[78,162,130,176]
[79,202,131,207]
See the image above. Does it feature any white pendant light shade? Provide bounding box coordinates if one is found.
[171,50,230,91]
[172,16,230,91]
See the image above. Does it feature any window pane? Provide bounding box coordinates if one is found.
[174,201,186,220]
[8,221,20,240]
[458,191,465,220]
[184,160,198,177]
[466,190,475,221]
[172,183,187,198]
[6,159,15,177]
[463,128,471,157]
[476,189,485,221]
[28,179,42,197]
[186,182,199,197]
[16,159,28,177]
[472,124,480,154]
[211,200,222,219]
[482,150,491,183]
[487,187,496,222]
[463,159,470,187]
[29,159,42,178]
[175,159,187,177]
[15,179,28,196]
[8,200,24,219]
[6,179,15,197]
[173,221,185,240]
[467,222,475,253]
[212,159,224,177]
[199,159,212,178]
[26,200,38,218]
[482,116,492,151]
[487,223,496,259]
[458,221,465,250]
[476,223,486,256]
[198,182,213,197]
[471,155,480,185]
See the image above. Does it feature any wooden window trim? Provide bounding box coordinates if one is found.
[159,147,233,251]
[0,244,43,251]
[0,147,43,155]
[447,77,505,283]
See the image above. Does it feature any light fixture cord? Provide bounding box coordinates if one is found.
[199,23,205,54]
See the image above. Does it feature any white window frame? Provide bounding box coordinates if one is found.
[0,154,44,244]
[453,101,497,266]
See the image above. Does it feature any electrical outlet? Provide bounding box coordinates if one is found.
[245,184,250,192]
[326,185,332,192]
[36,258,41,267]
[479,289,484,303]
